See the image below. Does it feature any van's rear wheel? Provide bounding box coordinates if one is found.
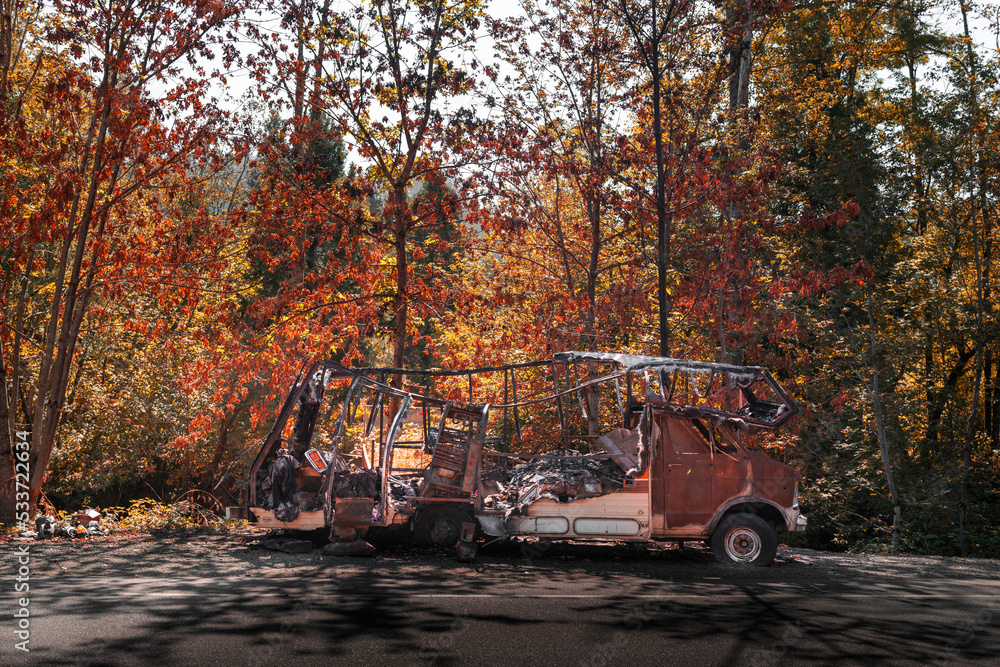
[413,505,470,548]
[711,513,777,566]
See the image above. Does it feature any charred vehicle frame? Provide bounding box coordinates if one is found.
[241,352,806,565]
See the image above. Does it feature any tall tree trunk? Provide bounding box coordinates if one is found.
[719,0,752,364]
[924,330,935,449]
[585,193,601,435]
[985,190,996,449]
[0,261,30,522]
[989,363,1000,449]
[925,347,976,447]
[22,57,121,514]
[957,0,985,557]
[392,184,409,388]
[0,0,13,105]
[986,352,994,445]
[727,0,752,146]
[0,323,12,523]
[651,12,670,358]
[8,255,29,439]
[866,288,901,546]
[615,0,687,357]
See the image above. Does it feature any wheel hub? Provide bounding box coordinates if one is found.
[428,516,460,547]
[726,527,762,562]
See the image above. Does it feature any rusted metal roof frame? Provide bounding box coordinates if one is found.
[554,351,766,379]
[554,351,798,429]
[250,352,796,507]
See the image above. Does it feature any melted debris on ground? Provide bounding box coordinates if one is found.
[18,510,109,540]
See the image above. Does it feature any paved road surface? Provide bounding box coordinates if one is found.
[7,554,999,666]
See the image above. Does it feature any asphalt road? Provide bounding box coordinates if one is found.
[7,549,1000,667]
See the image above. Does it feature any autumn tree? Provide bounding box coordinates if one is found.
[0,0,245,518]
[611,0,703,356]
[746,0,1000,552]
[951,0,993,557]
[317,0,485,380]
[171,0,486,464]
[464,0,644,431]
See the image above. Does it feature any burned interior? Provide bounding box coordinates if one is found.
[244,351,804,564]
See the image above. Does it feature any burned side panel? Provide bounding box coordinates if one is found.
[506,491,651,539]
[649,414,753,538]
[248,364,402,531]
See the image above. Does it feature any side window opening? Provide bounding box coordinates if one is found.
[690,419,739,458]
[666,419,709,455]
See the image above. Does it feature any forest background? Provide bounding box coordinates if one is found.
[1,0,998,557]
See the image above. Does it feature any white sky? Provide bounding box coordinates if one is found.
[203,0,1000,163]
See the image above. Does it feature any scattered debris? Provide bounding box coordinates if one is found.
[329,469,379,499]
[35,514,57,539]
[321,539,375,557]
[484,450,627,512]
[21,511,107,541]
[260,538,312,554]
[72,508,102,528]
[291,491,326,513]
[265,452,301,522]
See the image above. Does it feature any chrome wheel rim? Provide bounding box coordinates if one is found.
[725,527,762,563]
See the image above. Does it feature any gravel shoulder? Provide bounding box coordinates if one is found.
[3,528,998,584]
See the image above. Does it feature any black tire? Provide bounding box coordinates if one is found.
[413,505,471,548]
[455,540,477,563]
[710,513,777,566]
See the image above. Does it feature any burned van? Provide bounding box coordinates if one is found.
[240,352,806,565]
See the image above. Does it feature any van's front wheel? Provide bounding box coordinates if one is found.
[711,513,777,566]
